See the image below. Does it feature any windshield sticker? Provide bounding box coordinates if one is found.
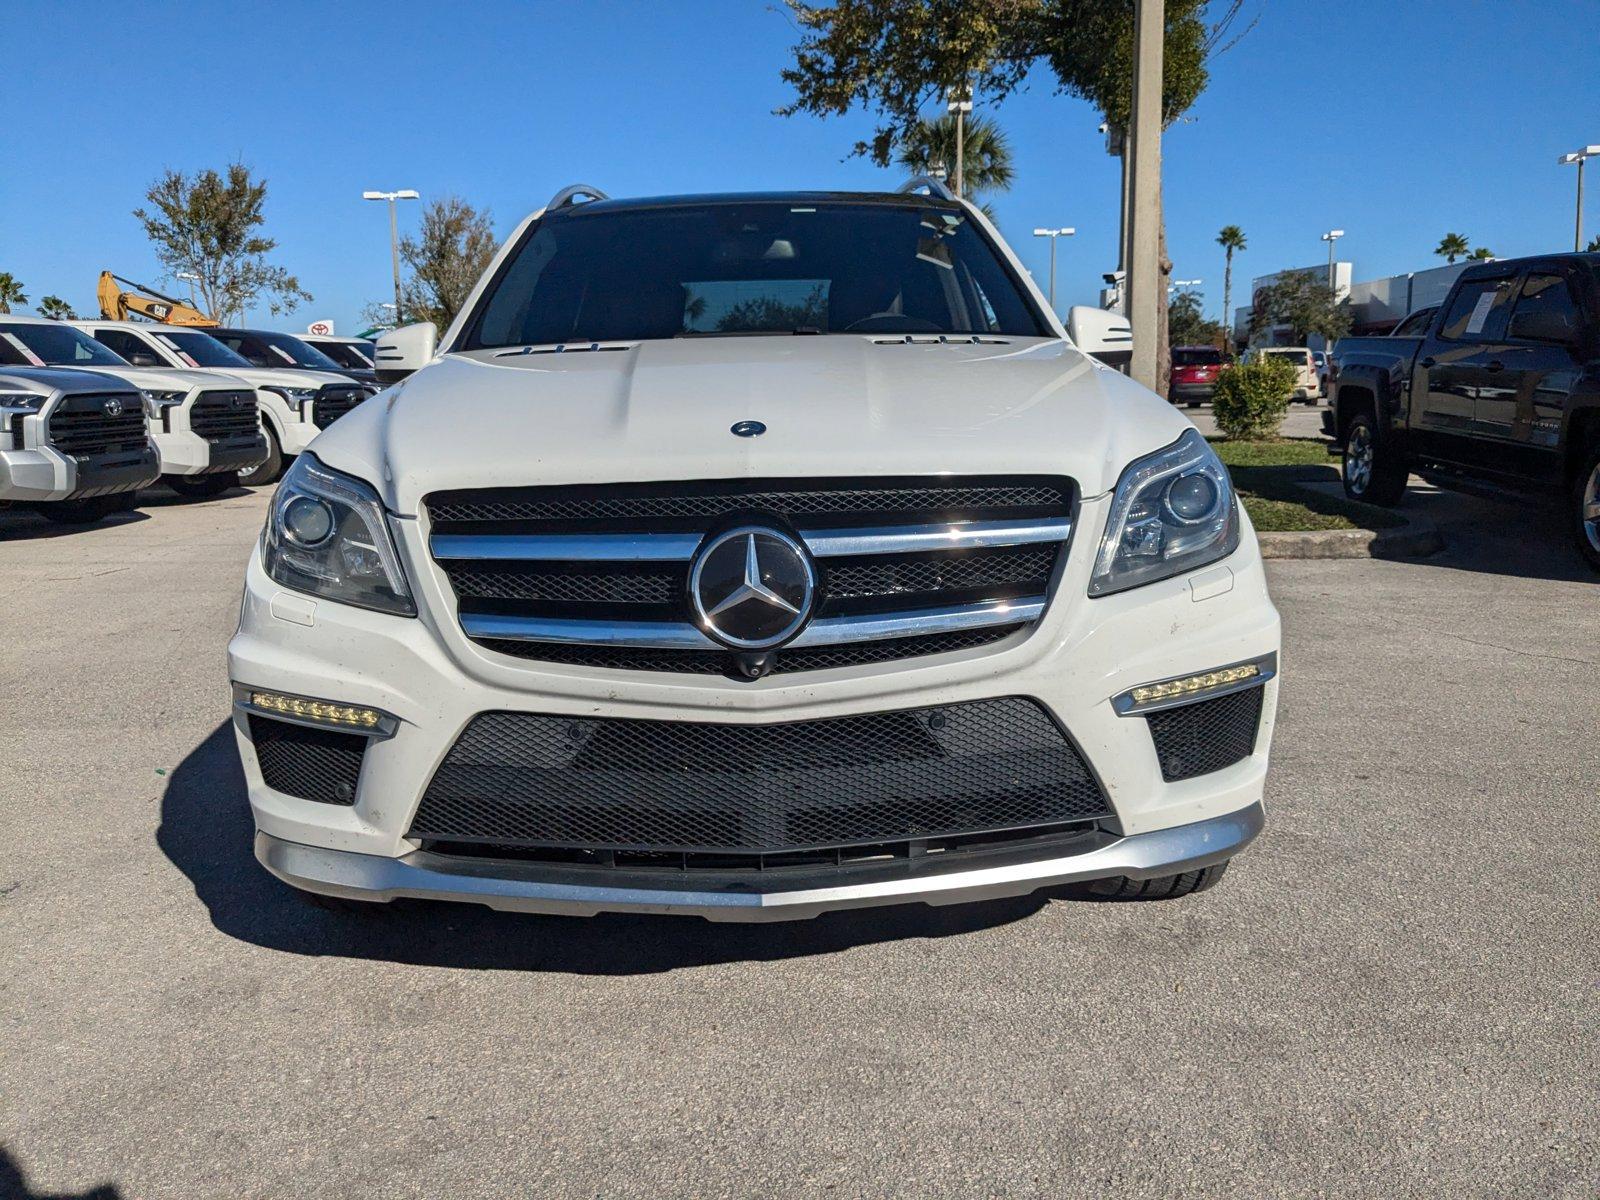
[269,345,296,365]
[1464,290,1497,335]
[155,334,198,367]
[3,333,46,366]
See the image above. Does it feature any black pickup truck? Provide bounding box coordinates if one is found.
[1326,253,1600,569]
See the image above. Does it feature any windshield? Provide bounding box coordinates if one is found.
[155,330,253,369]
[1172,348,1222,366]
[1264,349,1307,361]
[0,322,127,367]
[315,340,375,368]
[215,330,344,370]
[463,200,1048,348]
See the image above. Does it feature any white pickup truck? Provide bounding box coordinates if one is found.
[0,316,266,498]
[0,366,159,523]
[231,181,1281,921]
[69,320,368,486]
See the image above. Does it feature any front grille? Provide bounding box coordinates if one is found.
[408,698,1109,855]
[46,393,147,458]
[190,390,260,442]
[425,476,1073,675]
[248,714,366,805]
[311,386,366,429]
[1145,687,1264,782]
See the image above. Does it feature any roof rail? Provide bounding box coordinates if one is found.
[896,175,956,202]
[545,183,611,212]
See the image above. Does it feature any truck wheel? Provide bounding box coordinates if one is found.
[1341,414,1407,506]
[36,494,124,525]
[1574,443,1600,572]
[167,472,239,499]
[1071,861,1230,900]
[238,428,283,487]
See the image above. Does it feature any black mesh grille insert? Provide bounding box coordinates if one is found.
[1145,687,1264,782]
[190,390,259,442]
[248,715,367,805]
[822,544,1054,602]
[408,698,1109,854]
[47,394,148,457]
[476,624,1025,675]
[442,561,680,606]
[311,387,366,429]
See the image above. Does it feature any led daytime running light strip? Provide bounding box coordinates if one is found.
[1130,663,1259,705]
[251,691,383,729]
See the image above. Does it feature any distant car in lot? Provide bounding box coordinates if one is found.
[1170,345,1226,407]
[208,328,380,391]
[0,366,158,523]
[0,317,265,498]
[1328,253,1600,570]
[70,320,365,487]
[1311,350,1330,397]
[301,333,377,372]
[1248,346,1321,403]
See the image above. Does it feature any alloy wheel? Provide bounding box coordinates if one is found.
[1582,459,1600,555]
[1346,426,1374,495]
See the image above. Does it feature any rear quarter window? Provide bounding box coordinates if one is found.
[1438,276,1516,341]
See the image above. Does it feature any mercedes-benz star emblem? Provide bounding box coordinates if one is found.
[688,526,816,650]
[103,397,123,417]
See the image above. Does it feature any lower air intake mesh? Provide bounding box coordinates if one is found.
[248,715,366,805]
[1144,687,1264,782]
[408,698,1109,854]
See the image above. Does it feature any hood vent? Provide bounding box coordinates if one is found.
[494,341,638,358]
[870,334,1011,346]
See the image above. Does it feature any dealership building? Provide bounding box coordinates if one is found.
[1232,261,1470,350]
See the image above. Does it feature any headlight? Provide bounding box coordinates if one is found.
[0,391,47,415]
[263,385,318,413]
[141,389,187,426]
[1088,428,1239,597]
[263,453,415,616]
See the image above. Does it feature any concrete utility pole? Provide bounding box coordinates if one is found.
[1560,146,1599,251]
[363,189,420,325]
[1321,229,1345,292]
[1126,0,1164,392]
[1032,228,1076,312]
[947,87,973,199]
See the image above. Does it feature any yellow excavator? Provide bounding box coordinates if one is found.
[96,271,218,326]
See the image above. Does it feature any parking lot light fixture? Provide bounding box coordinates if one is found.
[1559,146,1600,251]
[1032,227,1076,314]
[363,189,421,325]
[1320,230,1345,291]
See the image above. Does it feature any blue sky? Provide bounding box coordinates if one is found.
[2,0,1596,334]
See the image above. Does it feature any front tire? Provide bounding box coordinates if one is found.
[167,471,238,499]
[1341,413,1407,506]
[1071,861,1231,901]
[1573,442,1600,573]
[238,427,283,487]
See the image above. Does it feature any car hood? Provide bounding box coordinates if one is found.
[220,367,354,390]
[0,366,139,396]
[311,335,1192,516]
[73,364,242,392]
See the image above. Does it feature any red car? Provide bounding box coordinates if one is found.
[1170,346,1227,408]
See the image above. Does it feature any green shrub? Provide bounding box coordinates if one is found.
[1211,356,1297,441]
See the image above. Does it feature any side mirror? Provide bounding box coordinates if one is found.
[1066,305,1133,371]
[129,351,162,367]
[374,322,438,384]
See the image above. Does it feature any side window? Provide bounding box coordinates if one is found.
[1438,276,1516,342]
[1392,308,1435,337]
[1508,271,1581,344]
[215,333,268,367]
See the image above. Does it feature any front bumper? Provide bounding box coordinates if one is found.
[155,429,269,476]
[0,444,159,503]
[256,801,1263,921]
[230,490,1282,919]
[1171,381,1215,400]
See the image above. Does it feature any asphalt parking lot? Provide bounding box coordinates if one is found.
[2,471,1596,1199]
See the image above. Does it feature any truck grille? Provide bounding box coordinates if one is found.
[311,385,366,429]
[407,697,1110,855]
[189,390,260,442]
[47,392,148,458]
[424,476,1074,676]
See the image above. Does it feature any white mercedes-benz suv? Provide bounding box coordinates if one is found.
[230,181,1281,921]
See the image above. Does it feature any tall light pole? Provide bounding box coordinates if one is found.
[1032,227,1076,313]
[1169,278,1202,292]
[1559,146,1600,251]
[946,87,973,199]
[1320,229,1345,292]
[363,188,419,325]
[176,271,200,308]
[1126,0,1164,392]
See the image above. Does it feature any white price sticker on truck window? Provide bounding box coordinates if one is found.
[1464,289,1497,335]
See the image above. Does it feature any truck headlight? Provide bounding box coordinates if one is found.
[141,389,187,429]
[263,385,318,413]
[263,453,416,616]
[1088,428,1239,597]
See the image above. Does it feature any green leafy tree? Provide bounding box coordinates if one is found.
[398,196,497,335]
[134,163,310,324]
[1247,269,1351,345]
[896,113,1015,209]
[1588,235,1600,252]
[1434,232,1470,263]
[1216,224,1246,343]
[778,0,1254,394]
[1168,289,1225,347]
[37,295,76,320]
[0,272,27,314]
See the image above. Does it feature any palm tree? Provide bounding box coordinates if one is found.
[1467,247,1495,261]
[37,295,77,320]
[0,272,26,315]
[1435,233,1471,263]
[896,114,1015,206]
[1216,225,1246,344]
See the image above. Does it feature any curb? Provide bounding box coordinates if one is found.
[1257,514,1443,560]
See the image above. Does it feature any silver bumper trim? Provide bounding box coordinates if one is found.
[256,802,1263,923]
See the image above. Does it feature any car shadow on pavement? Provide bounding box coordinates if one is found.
[157,723,1051,974]
[0,507,149,541]
[0,1147,121,1199]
